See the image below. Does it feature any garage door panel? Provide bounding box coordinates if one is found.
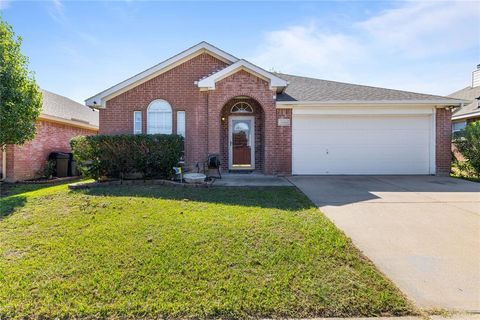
[294,131,429,146]
[294,115,430,131]
[296,145,429,159]
[292,114,432,175]
[293,158,430,175]
[337,147,428,159]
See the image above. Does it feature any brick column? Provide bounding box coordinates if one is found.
[275,108,292,175]
[436,107,452,176]
[263,107,277,175]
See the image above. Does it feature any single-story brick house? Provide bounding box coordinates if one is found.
[86,42,465,176]
[449,64,480,138]
[1,89,99,182]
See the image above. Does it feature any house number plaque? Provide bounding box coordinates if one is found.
[277,118,291,126]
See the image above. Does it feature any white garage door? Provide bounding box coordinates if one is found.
[292,114,433,175]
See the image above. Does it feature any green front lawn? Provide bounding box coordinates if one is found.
[0,183,414,318]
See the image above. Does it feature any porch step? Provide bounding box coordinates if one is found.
[228,170,254,174]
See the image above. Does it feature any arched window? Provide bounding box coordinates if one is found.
[147,100,172,134]
[231,102,253,113]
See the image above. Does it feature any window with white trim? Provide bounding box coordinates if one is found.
[133,111,142,134]
[176,111,185,137]
[452,121,467,138]
[176,111,186,162]
[147,100,172,134]
[453,121,466,132]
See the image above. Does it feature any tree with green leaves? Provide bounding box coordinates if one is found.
[454,121,480,176]
[0,17,42,147]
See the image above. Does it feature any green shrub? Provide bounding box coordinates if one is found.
[70,134,184,180]
[453,121,480,175]
[36,160,55,179]
[451,159,479,180]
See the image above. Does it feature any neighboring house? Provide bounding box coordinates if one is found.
[86,42,465,176]
[1,89,99,182]
[449,64,480,138]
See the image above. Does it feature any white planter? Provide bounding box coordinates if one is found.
[184,173,206,184]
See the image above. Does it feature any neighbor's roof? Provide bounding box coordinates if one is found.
[448,86,480,120]
[41,89,99,128]
[275,73,464,105]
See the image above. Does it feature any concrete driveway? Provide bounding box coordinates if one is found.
[289,175,480,312]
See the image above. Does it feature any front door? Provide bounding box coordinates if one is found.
[229,116,255,170]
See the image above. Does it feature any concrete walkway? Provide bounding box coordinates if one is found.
[289,175,480,312]
[212,173,292,187]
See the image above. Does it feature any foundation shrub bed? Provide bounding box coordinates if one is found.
[71,134,183,180]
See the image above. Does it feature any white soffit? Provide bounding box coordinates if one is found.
[197,59,288,91]
[276,100,467,108]
[292,105,435,116]
[85,42,238,108]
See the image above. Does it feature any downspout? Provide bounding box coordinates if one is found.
[1,145,6,181]
[205,90,209,156]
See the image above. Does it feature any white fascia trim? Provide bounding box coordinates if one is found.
[197,59,288,91]
[85,41,238,108]
[276,99,467,108]
[452,110,480,120]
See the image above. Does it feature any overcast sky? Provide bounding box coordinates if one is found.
[1,0,479,103]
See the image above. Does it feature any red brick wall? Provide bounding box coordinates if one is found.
[5,120,97,181]
[436,108,452,176]
[100,56,293,175]
[100,53,228,169]
[96,52,456,177]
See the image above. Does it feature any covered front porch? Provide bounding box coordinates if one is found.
[219,96,265,173]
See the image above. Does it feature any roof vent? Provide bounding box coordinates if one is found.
[473,64,480,88]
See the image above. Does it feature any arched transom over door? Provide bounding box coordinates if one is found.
[147,99,172,134]
[231,102,253,113]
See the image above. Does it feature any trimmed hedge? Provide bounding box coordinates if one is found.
[70,134,184,180]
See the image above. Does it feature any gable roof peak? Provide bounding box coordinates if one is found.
[86,42,238,107]
[197,59,288,92]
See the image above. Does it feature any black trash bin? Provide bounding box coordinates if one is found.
[68,153,78,176]
[49,152,69,177]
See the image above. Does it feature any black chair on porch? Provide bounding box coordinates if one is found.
[197,154,222,179]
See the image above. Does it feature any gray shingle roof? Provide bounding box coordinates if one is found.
[275,73,461,103]
[448,86,480,118]
[41,89,99,127]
